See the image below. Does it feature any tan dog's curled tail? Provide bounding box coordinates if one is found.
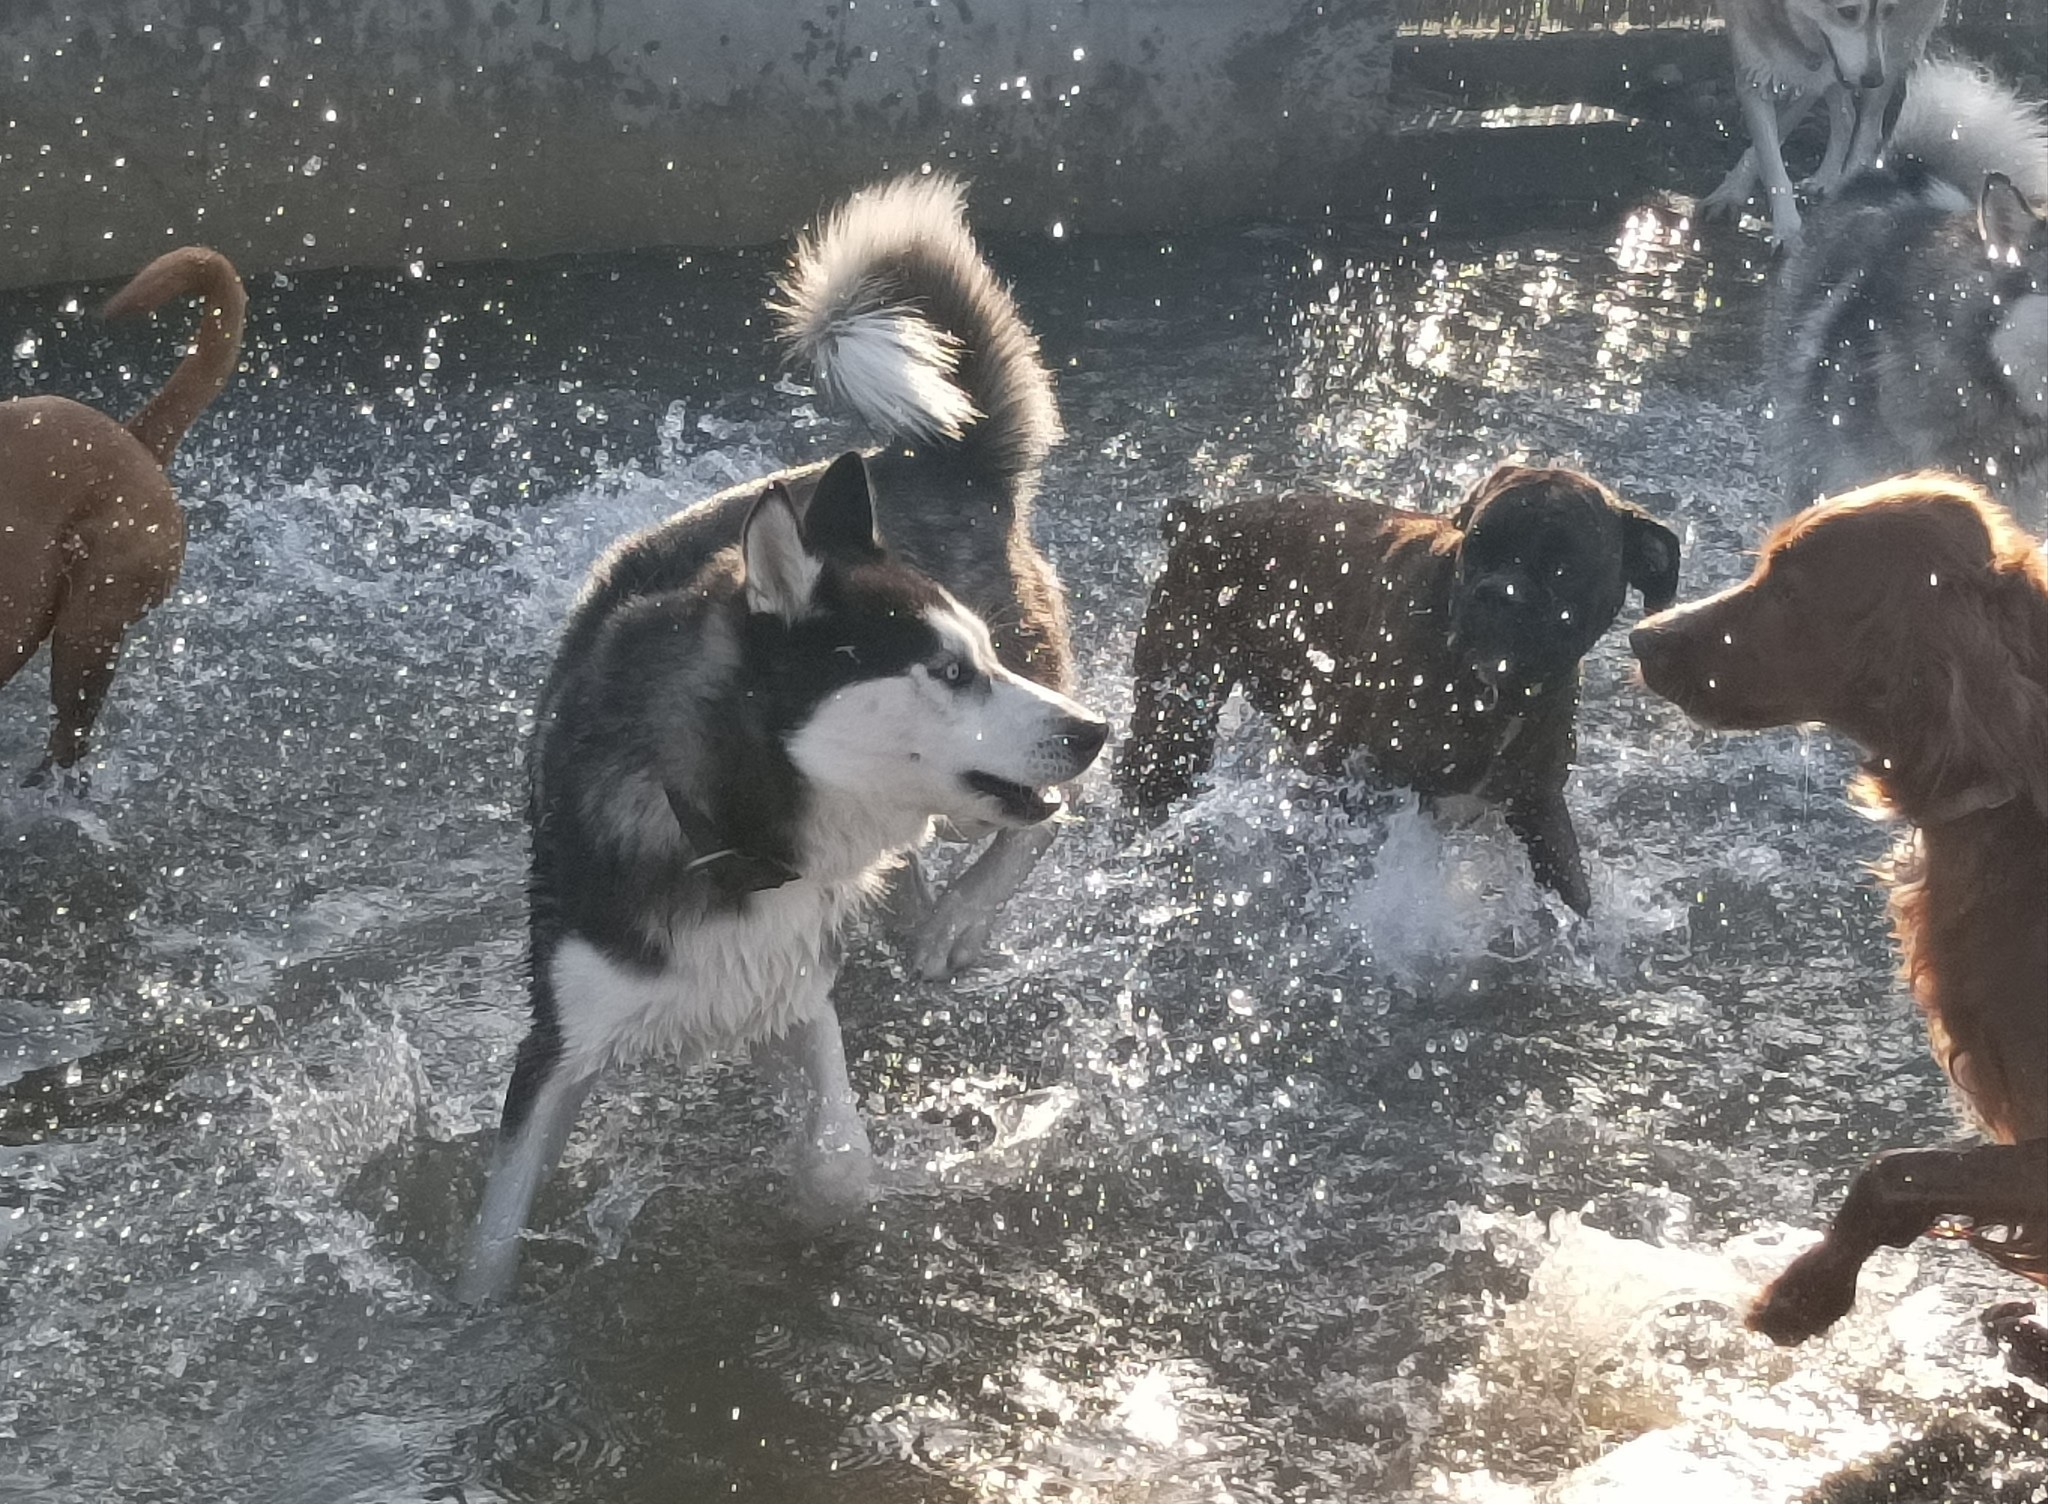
[102,246,246,469]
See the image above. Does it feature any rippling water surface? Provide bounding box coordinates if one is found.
[2,198,2042,1502]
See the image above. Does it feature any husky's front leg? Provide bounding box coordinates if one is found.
[457,1035,600,1304]
[1698,144,1761,222]
[906,821,1057,980]
[1838,73,1899,184]
[1701,88,1815,240]
[752,1006,876,1225]
[1741,86,1808,244]
[1798,84,1858,197]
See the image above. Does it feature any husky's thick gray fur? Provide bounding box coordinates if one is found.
[458,177,1106,1303]
[1771,61,2048,526]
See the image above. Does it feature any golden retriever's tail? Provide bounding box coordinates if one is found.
[102,246,247,468]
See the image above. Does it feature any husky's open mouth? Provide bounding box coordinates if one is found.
[964,771,1063,824]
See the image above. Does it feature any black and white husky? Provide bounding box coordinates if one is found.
[1771,60,2048,528]
[458,177,1106,1302]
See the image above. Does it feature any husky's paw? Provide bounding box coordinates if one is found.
[1765,202,1805,250]
[1795,170,1840,201]
[907,900,997,981]
[1695,183,1746,223]
[790,1130,876,1228]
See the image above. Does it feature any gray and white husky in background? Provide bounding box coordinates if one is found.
[1770,60,2048,526]
[1700,0,1946,245]
[458,177,1107,1303]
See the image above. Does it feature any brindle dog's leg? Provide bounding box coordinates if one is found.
[1751,1140,2048,1345]
[1118,573,1239,819]
[1502,788,1591,916]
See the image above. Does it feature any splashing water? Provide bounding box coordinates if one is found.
[0,210,2040,1502]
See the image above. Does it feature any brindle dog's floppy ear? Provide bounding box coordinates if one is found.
[1450,463,1542,529]
[803,450,884,560]
[1616,501,1681,612]
[741,482,819,619]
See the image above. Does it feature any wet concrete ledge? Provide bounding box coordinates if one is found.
[6,3,2031,294]
[0,0,1398,291]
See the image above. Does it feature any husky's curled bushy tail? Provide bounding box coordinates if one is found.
[1771,60,2048,527]
[457,178,1105,1304]
[1886,59,2048,206]
[776,175,1061,497]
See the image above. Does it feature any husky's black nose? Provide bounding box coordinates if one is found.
[1057,713,1110,770]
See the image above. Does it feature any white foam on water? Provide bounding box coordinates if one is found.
[1427,1211,2028,1503]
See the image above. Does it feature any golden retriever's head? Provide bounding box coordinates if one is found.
[1630,475,2048,815]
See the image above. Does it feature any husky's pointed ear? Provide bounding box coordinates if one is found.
[1978,173,2042,252]
[742,483,820,620]
[804,451,883,559]
[1451,463,1538,530]
[1617,501,1682,611]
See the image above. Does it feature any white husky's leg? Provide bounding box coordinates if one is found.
[1800,84,1859,195]
[1703,89,1818,237]
[457,1047,599,1305]
[1739,86,1809,244]
[751,1007,875,1226]
[1840,74,1899,182]
[907,821,1057,980]
[1699,144,1761,221]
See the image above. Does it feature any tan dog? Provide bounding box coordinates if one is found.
[0,247,245,782]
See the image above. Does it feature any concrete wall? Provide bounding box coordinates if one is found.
[0,0,1394,291]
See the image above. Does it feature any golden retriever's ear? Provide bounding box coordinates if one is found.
[1617,503,1682,612]
[1450,463,1540,529]
[1908,566,2048,818]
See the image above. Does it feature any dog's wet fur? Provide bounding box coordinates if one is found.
[1632,476,2048,1344]
[1117,463,1679,915]
[1771,62,2048,527]
[459,178,1106,1303]
[0,247,244,782]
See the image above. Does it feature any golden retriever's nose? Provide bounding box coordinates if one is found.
[1629,616,1691,694]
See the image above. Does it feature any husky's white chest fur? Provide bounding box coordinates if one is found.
[551,791,930,1074]
[551,876,869,1074]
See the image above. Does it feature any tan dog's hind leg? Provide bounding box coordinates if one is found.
[35,488,184,779]
[41,610,131,775]
[0,579,60,695]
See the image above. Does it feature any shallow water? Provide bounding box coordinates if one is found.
[2,198,2042,1502]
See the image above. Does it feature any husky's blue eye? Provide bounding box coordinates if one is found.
[939,658,969,686]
